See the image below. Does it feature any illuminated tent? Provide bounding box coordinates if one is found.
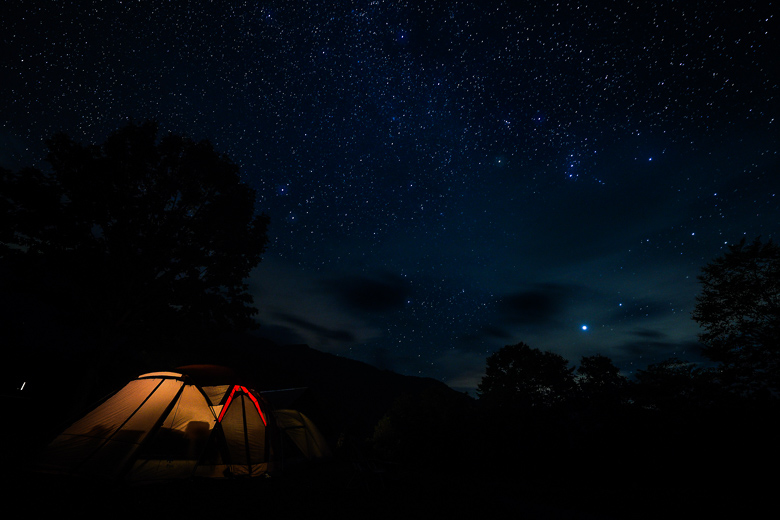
[37,365,280,482]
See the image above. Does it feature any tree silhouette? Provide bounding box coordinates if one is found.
[477,342,575,409]
[1,121,270,352]
[692,237,780,397]
[576,354,630,407]
[633,358,721,412]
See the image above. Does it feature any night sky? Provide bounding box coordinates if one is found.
[2,1,777,393]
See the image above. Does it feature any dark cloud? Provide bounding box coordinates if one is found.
[454,324,513,352]
[479,324,513,340]
[326,273,410,313]
[254,322,309,346]
[270,311,356,344]
[497,283,578,325]
[631,328,669,340]
[613,337,706,366]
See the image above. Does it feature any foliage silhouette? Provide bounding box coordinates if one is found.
[365,236,780,515]
[477,342,576,410]
[576,354,630,408]
[633,357,721,413]
[692,237,780,397]
[1,121,270,354]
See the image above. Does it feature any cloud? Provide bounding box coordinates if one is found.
[612,336,706,366]
[270,311,356,343]
[631,328,669,340]
[497,283,578,325]
[250,258,383,352]
[252,322,309,346]
[325,272,410,313]
[478,324,513,340]
[453,324,513,355]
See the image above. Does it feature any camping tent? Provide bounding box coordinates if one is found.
[37,365,281,482]
[273,409,332,462]
[261,388,332,464]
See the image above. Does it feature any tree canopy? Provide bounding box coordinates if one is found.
[1,121,270,351]
[633,358,719,412]
[576,354,630,407]
[477,342,576,409]
[692,237,780,397]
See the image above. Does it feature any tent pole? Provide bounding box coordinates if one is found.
[241,394,252,475]
[116,381,187,479]
[72,378,167,477]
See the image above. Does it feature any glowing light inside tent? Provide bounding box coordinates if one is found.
[217,385,267,426]
[218,388,236,422]
[243,387,268,426]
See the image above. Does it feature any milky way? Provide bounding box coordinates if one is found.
[2,1,777,392]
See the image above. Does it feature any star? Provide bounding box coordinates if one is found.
[2,0,775,395]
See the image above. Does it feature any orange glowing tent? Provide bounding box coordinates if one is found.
[37,365,281,482]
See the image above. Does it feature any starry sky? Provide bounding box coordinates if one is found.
[2,0,777,393]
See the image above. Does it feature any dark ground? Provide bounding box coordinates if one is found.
[4,456,770,520]
[6,465,614,520]
[2,394,772,520]
[3,346,773,519]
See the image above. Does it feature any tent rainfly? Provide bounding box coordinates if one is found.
[260,387,332,463]
[37,365,328,482]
